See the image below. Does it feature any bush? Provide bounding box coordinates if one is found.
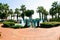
[3,22,15,27]
[5,20,17,23]
[11,25,24,29]
[40,22,60,28]
[50,18,60,22]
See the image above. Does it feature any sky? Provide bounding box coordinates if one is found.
[0,0,60,19]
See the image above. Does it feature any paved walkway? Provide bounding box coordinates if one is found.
[0,24,60,40]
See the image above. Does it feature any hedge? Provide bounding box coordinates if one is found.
[40,22,60,28]
[11,25,24,29]
[2,22,25,28]
[50,18,60,22]
[5,20,17,23]
[2,22,15,27]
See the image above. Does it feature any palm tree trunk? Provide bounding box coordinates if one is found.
[22,16,24,20]
[52,15,53,19]
[42,13,44,22]
[17,14,18,22]
[37,19,39,27]
[30,16,33,28]
[25,19,28,27]
[37,13,41,27]
[44,15,47,22]
[22,13,24,20]
[11,14,12,20]
[58,13,59,18]
[39,13,41,19]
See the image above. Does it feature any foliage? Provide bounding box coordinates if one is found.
[37,6,48,21]
[11,25,24,29]
[25,10,34,27]
[20,5,26,12]
[5,20,17,23]
[15,8,20,21]
[37,6,44,19]
[0,3,9,19]
[49,1,60,19]
[8,9,13,20]
[20,4,26,20]
[49,8,56,15]
[40,22,60,28]
[3,22,15,27]
[50,18,60,22]
[25,10,34,17]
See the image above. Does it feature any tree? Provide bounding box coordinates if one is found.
[42,9,48,21]
[52,1,58,18]
[25,10,34,27]
[0,3,3,19]
[0,3,9,19]
[57,4,60,18]
[50,1,60,19]
[49,7,56,19]
[8,9,13,20]
[37,6,45,26]
[15,8,20,22]
[3,3,9,19]
[37,6,44,20]
[52,1,57,8]
[20,5,26,20]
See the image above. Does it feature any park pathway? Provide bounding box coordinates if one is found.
[0,24,60,40]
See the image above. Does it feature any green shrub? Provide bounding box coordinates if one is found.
[5,20,17,23]
[3,22,15,27]
[50,18,60,22]
[40,22,60,28]
[11,25,24,29]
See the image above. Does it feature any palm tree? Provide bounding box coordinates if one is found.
[37,6,44,26]
[49,7,56,19]
[0,3,2,11]
[42,9,48,21]
[20,4,26,20]
[49,1,58,19]
[57,4,60,18]
[0,3,9,20]
[3,4,9,19]
[52,1,57,8]
[37,6,44,20]
[15,8,20,22]
[8,9,13,20]
[25,10,34,27]
[0,3,3,19]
